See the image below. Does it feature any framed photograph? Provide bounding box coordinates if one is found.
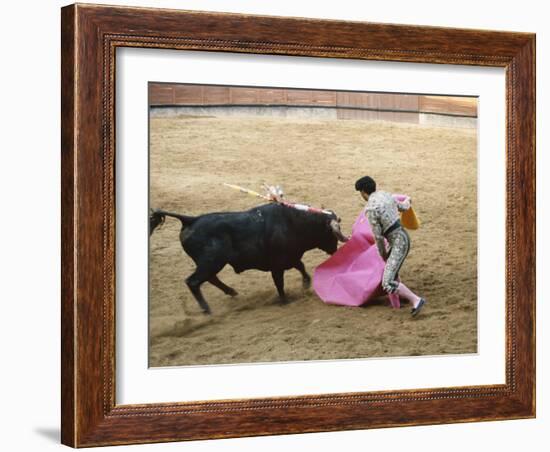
[61,3,535,447]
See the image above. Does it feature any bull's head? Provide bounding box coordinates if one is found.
[329,217,349,243]
[318,212,348,255]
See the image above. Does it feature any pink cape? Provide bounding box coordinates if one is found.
[313,195,408,308]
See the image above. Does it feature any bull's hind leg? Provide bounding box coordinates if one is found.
[294,261,311,289]
[271,270,289,304]
[208,275,238,297]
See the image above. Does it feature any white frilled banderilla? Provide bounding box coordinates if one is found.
[223,183,336,217]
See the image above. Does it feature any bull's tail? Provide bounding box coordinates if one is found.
[149,209,197,236]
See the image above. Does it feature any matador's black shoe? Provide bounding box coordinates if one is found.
[411,298,426,317]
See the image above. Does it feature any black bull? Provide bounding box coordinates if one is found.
[149,203,348,314]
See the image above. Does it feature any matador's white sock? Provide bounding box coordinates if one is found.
[396,282,421,308]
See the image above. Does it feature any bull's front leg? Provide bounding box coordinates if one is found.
[271,270,289,304]
[294,261,311,289]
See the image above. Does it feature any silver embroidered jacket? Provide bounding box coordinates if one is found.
[365,191,410,258]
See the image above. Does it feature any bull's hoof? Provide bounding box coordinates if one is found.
[226,288,238,297]
[278,297,290,305]
[302,278,312,290]
[202,307,212,315]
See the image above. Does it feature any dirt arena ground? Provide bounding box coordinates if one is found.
[149,114,477,367]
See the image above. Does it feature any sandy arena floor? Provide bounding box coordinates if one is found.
[149,115,477,367]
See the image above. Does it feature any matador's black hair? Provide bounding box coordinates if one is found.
[355,176,376,194]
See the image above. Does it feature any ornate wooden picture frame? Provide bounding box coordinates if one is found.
[61,3,535,447]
